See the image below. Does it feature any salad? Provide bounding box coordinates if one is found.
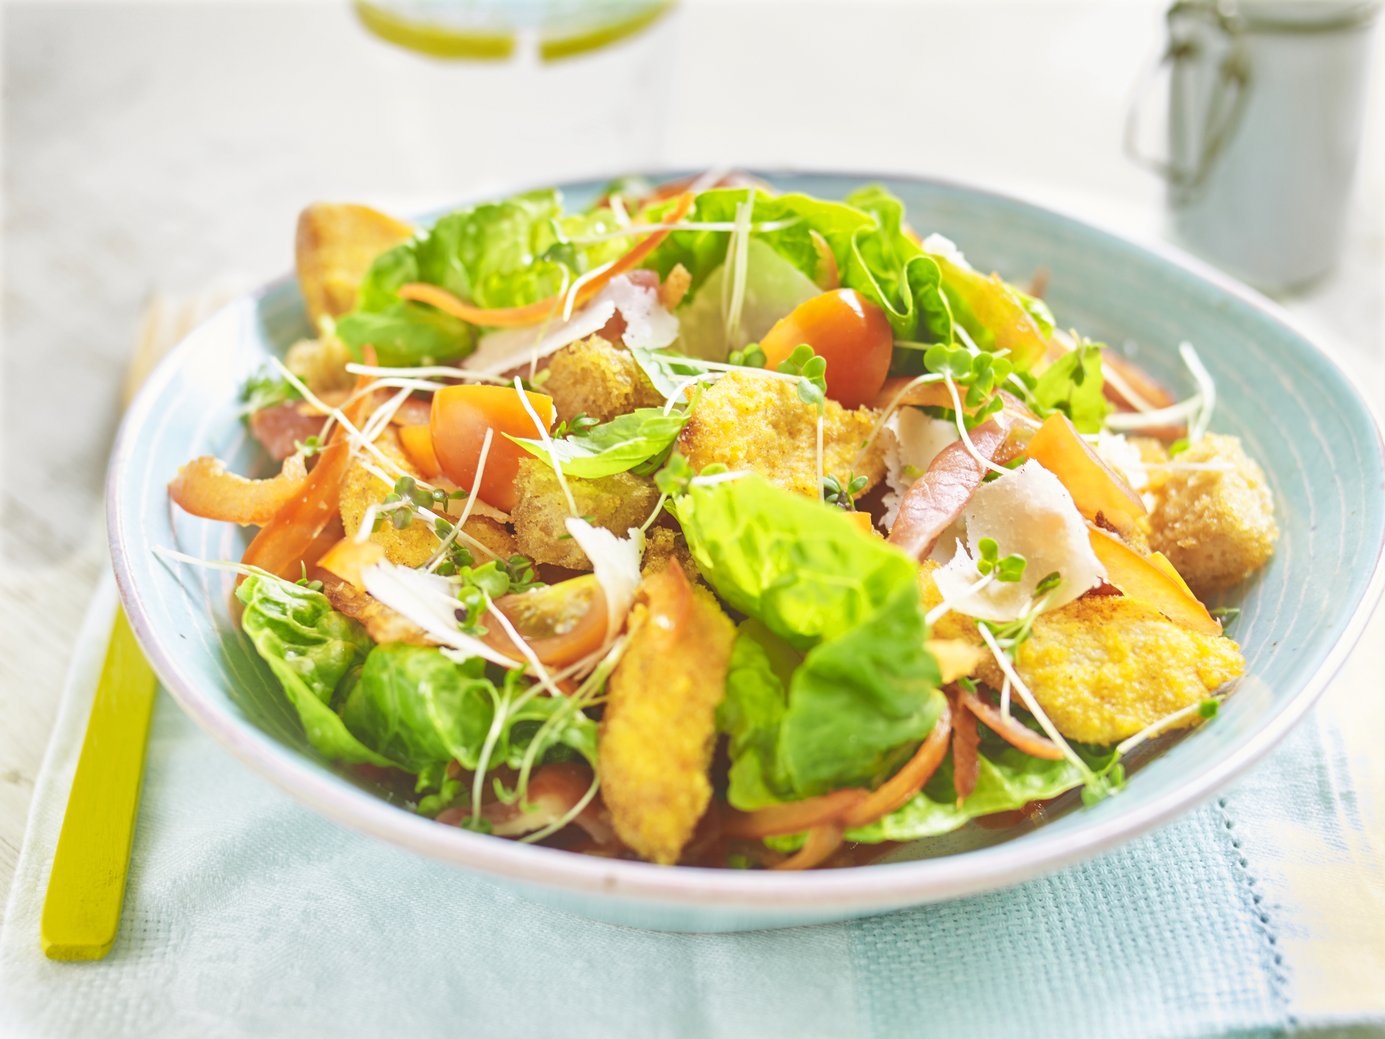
[166,173,1279,870]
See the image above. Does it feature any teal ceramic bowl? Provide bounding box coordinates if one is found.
[108,171,1385,932]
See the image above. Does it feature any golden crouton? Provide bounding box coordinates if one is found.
[295,202,414,328]
[541,335,663,423]
[510,459,659,570]
[600,562,735,864]
[679,371,885,499]
[340,428,517,568]
[285,335,355,396]
[918,563,1243,744]
[1149,434,1277,597]
[972,595,1244,745]
[641,525,698,581]
[320,573,432,647]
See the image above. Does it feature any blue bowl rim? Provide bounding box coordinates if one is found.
[108,167,1385,915]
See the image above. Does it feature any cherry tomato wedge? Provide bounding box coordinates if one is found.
[758,289,893,409]
[430,385,555,512]
[483,574,609,668]
[397,423,441,478]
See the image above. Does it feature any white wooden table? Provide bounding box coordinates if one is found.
[2,0,1382,916]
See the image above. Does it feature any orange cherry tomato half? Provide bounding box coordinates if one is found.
[483,574,609,668]
[758,289,893,409]
[430,385,555,512]
[397,423,441,479]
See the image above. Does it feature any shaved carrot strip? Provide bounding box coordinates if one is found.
[722,788,868,840]
[772,824,845,871]
[957,686,1065,761]
[398,193,694,329]
[839,699,953,829]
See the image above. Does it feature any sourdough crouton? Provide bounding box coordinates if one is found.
[641,526,698,580]
[679,371,885,499]
[600,563,735,864]
[295,202,413,327]
[285,335,354,396]
[510,458,659,570]
[339,428,517,568]
[973,595,1244,745]
[919,563,1244,744]
[1148,434,1277,596]
[541,336,663,423]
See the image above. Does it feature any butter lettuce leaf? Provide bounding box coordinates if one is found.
[678,476,944,800]
[846,731,1116,844]
[342,644,598,777]
[643,188,954,358]
[339,188,624,366]
[236,576,391,767]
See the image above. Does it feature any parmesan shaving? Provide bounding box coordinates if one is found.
[934,461,1104,622]
[563,517,643,644]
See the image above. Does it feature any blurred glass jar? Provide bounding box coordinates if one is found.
[1128,0,1381,292]
[353,0,676,192]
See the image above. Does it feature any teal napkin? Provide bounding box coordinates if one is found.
[2,581,1381,1038]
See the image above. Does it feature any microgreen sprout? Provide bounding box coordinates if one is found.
[294,434,325,458]
[776,344,828,410]
[729,343,767,369]
[975,538,1028,583]
[923,344,1013,423]
[822,472,868,510]
[553,413,599,438]
[654,451,695,497]
[1209,606,1241,626]
[239,367,300,416]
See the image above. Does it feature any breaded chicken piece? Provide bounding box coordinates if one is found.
[600,562,735,864]
[1148,434,1277,597]
[542,335,663,424]
[679,371,885,499]
[973,596,1244,744]
[510,458,659,570]
[339,428,517,567]
[919,563,1244,744]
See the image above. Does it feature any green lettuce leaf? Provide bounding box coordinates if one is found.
[643,187,954,356]
[335,303,476,368]
[339,189,624,367]
[508,407,687,479]
[340,644,459,772]
[1028,340,1110,434]
[845,731,1116,844]
[678,476,943,799]
[236,576,392,767]
[340,644,599,777]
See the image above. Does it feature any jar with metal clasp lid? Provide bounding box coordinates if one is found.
[1127,0,1381,292]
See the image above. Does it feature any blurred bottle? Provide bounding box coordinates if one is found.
[1128,0,1381,293]
[353,0,676,194]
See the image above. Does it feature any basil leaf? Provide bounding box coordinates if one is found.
[1031,341,1110,434]
[508,408,687,479]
